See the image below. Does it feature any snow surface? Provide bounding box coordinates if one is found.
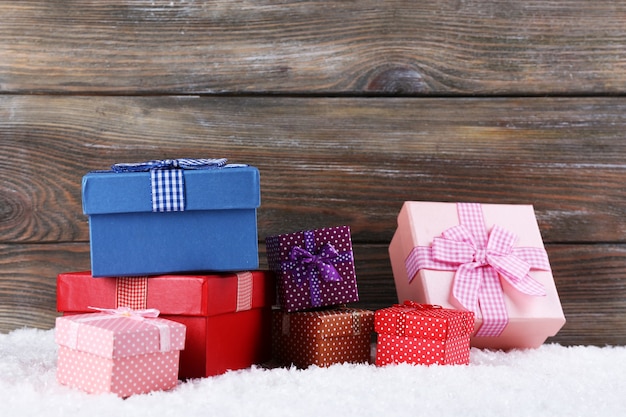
[1,327,625,417]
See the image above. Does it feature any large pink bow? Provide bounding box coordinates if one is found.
[405,203,551,337]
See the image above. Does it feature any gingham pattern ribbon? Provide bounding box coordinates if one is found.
[116,277,148,310]
[405,203,550,337]
[235,272,254,312]
[111,158,228,212]
[280,230,352,307]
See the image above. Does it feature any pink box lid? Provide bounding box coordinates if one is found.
[55,312,186,359]
[375,303,474,340]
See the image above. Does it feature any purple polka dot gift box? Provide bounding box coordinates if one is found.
[265,225,360,312]
[55,307,186,397]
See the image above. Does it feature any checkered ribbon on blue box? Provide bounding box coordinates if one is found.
[112,158,228,212]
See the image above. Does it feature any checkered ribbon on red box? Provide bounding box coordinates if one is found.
[116,277,148,310]
[405,203,550,337]
[112,158,228,212]
[115,272,255,314]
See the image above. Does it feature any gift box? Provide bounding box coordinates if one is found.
[55,308,186,397]
[374,301,474,366]
[272,307,374,368]
[57,270,275,379]
[265,226,359,312]
[389,201,566,349]
[82,158,260,276]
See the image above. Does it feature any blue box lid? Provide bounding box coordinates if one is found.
[82,165,260,215]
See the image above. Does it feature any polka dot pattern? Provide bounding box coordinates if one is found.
[374,304,474,366]
[272,307,374,368]
[55,313,186,397]
[265,226,359,312]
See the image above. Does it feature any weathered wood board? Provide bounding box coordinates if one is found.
[2,1,626,345]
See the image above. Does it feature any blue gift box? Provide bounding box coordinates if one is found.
[82,159,260,277]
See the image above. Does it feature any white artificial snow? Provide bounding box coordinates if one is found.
[1,327,625,417]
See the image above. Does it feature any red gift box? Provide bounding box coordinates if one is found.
[57,270,275,379]
[272,307,374,368]
[375,301,474,366]
[265,225,360,312]
[55,309,186,397]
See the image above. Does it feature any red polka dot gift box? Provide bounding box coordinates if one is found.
[272,307,374,368]
[374,301,474,366]
[56,270,275,379]
[265,226,360,312]
[389,202,566,349]
[55,308,186,397]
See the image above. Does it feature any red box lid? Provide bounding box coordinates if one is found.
[375,302,474,341]
[57,271,275,317]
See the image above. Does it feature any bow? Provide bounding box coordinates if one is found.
[111,158,227,172]
[110,158,228,212]
[280,229,351,308]
[405,203,550,337]
[432,223,546,314]
[289,243,344,285]
[88,306,161,321]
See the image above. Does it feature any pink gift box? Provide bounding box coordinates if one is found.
[55,309,186,397]
[266,226,359,312]
[389,201,566,349]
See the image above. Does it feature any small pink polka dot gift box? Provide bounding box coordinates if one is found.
[272,307,374,368]
[265,226,359,312]
[389,202,566,349]
[375,301,474,366]
[55,307,186,397]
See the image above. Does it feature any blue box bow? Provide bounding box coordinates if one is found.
[111,158,228,212]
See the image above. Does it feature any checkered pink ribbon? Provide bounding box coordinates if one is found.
[405,203,550,337]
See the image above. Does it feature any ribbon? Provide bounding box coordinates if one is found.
[404,203,550,337]
[111,158,228,173]
[116,277,148,310]
[280,230,352,307]
[88,306,161,320]
[235,271,254,312]
[111,158,228,212]
[65,306,172,353]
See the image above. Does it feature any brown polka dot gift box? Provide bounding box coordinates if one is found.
[375,301,474,366]
[389,202,566,350]
[272,307,374,368]
[55,308,186,397]
[265,226,359,312]
[56,270,275,379]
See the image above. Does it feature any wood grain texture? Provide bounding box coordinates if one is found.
[2,243,625,346]
[1,2,626,346]
[2,1,626,94]
[2,95,626,243]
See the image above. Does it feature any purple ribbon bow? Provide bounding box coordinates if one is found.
[282,231,350,307]
[289,243,344,284]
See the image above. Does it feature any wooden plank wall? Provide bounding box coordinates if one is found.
[1,1,626,346]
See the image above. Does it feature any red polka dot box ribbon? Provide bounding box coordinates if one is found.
[374,301,474,366]
[55,308,186,397]
[265,226,359,312]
